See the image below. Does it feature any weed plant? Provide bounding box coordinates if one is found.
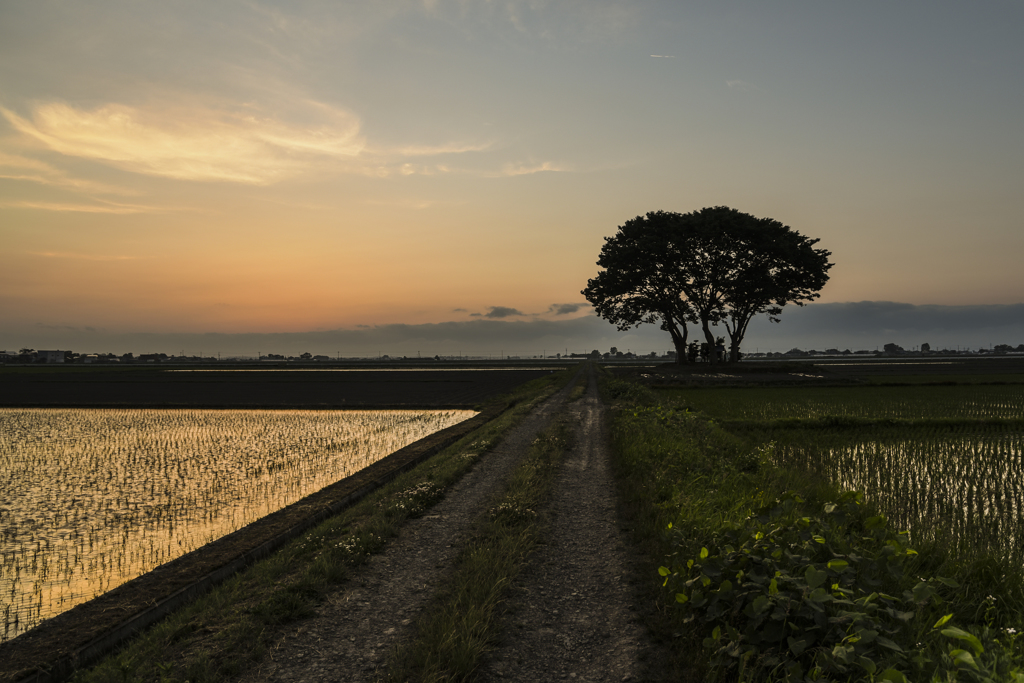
[603,373,1024,682]
[69,369,575,683]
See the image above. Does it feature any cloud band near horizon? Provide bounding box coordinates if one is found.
[6,302,1024,357]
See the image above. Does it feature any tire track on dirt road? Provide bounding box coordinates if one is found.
[476,364,667,683]
[234,368,583,683]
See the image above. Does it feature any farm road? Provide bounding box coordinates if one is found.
[474,364,658,682]
[234,364,663,682]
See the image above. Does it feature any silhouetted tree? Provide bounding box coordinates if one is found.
[580,215,696,362]
[582,207,833,364]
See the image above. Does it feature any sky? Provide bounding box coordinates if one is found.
[2,1,1023,357]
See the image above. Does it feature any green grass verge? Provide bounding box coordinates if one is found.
[656,384,1024,422]
[69,369,576,683]
[382,408,573,683]
[601,370,1024,682]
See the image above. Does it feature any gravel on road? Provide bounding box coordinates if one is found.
[232,365,672,682]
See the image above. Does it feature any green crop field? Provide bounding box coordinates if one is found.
[659,384,1024,421]
[657,381,1024,564]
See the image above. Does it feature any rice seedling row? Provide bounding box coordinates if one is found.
[0,408,473,642]
[771,430,1024,563]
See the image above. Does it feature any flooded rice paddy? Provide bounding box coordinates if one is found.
[773,432,1024,563]
[0,408,473,642]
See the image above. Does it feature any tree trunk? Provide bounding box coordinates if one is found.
[725,310,754,363]
[724,322,741,363]
[664,316,689,364]
[701,318,718,366]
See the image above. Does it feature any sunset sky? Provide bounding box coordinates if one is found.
[3,1,1023,357]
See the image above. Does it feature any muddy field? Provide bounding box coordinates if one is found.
[0,365,564,408]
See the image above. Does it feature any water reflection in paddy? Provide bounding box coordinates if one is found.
[0,408,473,642]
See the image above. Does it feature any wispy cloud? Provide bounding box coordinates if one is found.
[28,251,139,261]
[0,200,164,214]
[0,101,509,185]
[0,173,132,196]
[650,54,676,58]
[0,151,135,195]
[0,151,58,174]
[390,141,493,157]
[1,101,366,184]
[494,160,566,177]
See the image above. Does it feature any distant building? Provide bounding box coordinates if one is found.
[38,350,64,363]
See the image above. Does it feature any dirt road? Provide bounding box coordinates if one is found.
[475,365,656,682]
[234,364,666,682]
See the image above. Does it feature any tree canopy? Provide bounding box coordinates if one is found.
[581,207,833,364]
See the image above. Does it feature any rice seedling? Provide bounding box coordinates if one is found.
[0,408,473,642]
[771,430,1024,564]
